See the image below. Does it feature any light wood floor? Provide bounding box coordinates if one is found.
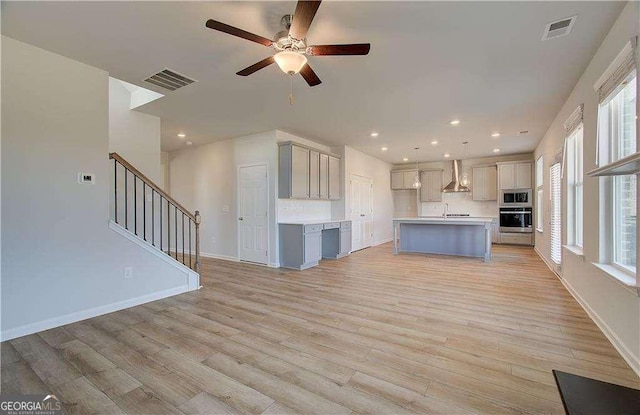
[2,244,638,414]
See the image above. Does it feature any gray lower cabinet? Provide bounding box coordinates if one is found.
[280,220,351,270]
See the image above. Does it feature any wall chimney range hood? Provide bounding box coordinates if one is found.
[443,160,470,193]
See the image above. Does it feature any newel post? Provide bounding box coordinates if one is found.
[195,210,201,273]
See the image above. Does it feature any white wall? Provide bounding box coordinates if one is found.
[1,36,196,340]
[533,1,640,375]
[392,153,533,217]
[108,78,163,187]
[169,130,279,265]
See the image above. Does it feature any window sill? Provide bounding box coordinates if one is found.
[592,262,640,296]
[563,245,584,260]
[536,228,543,233]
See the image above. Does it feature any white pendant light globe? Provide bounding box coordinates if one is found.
[274,51,308,75]
[412,176,422,189]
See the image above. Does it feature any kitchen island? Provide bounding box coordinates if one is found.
[393,217,494,262]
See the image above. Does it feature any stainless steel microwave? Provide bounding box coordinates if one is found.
[499,189,532,207]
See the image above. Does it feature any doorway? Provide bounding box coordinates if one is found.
[350,174,373,251]
[238,164,268,264]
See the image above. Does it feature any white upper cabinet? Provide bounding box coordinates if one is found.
[515,163,532,188]
[498,161,532,190]
[420,170,443,202]
[390,170,419,190]
[279,142,342,200]
[472,166,497,201]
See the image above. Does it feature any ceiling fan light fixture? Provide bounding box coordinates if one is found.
[274,51,307,75]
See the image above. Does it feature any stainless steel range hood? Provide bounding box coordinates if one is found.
[443,160,470,193]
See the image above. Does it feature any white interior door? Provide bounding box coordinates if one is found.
[350,174,373,251]
[239,164,268,264]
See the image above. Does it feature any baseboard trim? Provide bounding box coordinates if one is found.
[374,237,393,247]
[200,251,240,262]
[1,286,188,342]
[534,247,640,377]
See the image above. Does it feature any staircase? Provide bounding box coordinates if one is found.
[109,153,201,273]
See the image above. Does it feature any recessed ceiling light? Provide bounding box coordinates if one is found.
[431,140,439,145]
[370,132,379,137]
[450,120,460,126]
[402,157,409,162]
[493,148,501,153]
[186,141,193,146]
[491,132,500,137]
[177,133,186,138]
[381,147,388,151]
[444,153,450,158]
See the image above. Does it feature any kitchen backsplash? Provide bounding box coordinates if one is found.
[421,192,498,217]
[278,199,333,221]
[393,190,498,217]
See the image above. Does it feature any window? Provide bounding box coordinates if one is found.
[550,163,562,264]
[567,126,583,247]
[536,156,544,232]
[597,66,636,275]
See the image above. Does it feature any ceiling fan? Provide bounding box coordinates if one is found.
[205,0,371,87]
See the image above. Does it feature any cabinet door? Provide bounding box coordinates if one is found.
[339,228,352,255]
[328,156,341,200]
[498,164,515,190]
[428,171,442,201]
[472,168,485,201]
[304,232,322,263]
[319,153,329,199]
[515,162,532,189]
[391,172,404,190]
[403,171,418,189]
[291,145,310,198]
[420,171,430,201]
[309,150,320,199]
[485,166,497,200]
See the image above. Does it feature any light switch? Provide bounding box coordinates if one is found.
[222,205,229,213]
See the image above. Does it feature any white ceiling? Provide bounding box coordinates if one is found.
[2,1,625,163]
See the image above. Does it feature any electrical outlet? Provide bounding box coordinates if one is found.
[124,267,133,279]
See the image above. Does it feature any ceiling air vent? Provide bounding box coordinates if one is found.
[542,15,577,41]
[144,68,197,91]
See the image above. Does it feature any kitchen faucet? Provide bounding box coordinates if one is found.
[443,203,449,218]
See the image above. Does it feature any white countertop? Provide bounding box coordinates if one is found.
[279,219,349,225]
[393,216,494,224]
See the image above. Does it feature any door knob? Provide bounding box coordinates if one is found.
[239,217,244,221]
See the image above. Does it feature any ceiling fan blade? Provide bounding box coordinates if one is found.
[307,43,371,56]
[205,19,273,47]
[289,1,322,40]
[236,56,276,76]
[299,64,322,87]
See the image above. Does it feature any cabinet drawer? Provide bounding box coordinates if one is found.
[499,233,532,245]
[340,221,352,229]
[323,222,340,230]
[304,224,323,233]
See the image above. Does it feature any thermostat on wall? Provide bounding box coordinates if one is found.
[78,173,96,184]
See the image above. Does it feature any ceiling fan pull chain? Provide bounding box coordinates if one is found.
[289,75,294,106]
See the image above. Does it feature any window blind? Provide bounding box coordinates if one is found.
[595,37,637,166]
[562,105,583,177]
[550,163,562,264]
[595,37,637,104]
